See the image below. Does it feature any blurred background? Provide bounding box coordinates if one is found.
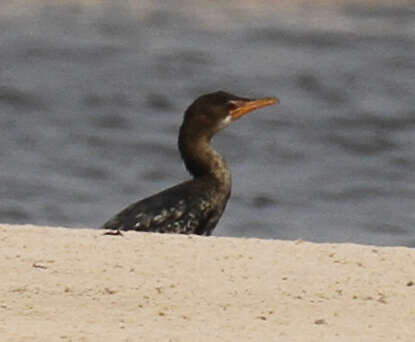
[1,0,414,246]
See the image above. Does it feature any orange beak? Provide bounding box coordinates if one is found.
[230,96,279,120]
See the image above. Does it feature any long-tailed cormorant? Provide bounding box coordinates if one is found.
[102,91,278,235]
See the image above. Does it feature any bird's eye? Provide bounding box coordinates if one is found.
[227,100,239,111]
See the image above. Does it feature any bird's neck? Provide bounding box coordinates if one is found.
[178,132,231,190]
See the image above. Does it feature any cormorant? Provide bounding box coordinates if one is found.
[102,91,278,235]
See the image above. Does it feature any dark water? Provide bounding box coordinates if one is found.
[1,1,414,246]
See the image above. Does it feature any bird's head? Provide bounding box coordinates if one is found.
[182,91,279,139]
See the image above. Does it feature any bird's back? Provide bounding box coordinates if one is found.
[102,178,229,235]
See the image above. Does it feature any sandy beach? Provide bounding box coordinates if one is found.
[1,224,414,341]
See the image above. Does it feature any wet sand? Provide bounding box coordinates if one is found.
[1,224,414,341]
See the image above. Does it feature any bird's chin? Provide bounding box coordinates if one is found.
[217,115,233,129]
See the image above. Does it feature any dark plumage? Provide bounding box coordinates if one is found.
[101,91,278,235]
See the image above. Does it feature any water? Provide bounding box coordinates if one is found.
[1,0,414,246]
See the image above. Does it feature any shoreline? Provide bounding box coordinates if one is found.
[1,223,414,341]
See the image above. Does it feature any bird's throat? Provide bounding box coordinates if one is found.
[178,133,231,188]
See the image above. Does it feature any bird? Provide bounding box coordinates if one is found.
[101,91,278,235]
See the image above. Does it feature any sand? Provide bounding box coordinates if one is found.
[1,224,414,341]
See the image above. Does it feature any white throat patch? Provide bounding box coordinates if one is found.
[218,115,232,130]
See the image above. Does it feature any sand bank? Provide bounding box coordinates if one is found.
[1,224,414,341]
